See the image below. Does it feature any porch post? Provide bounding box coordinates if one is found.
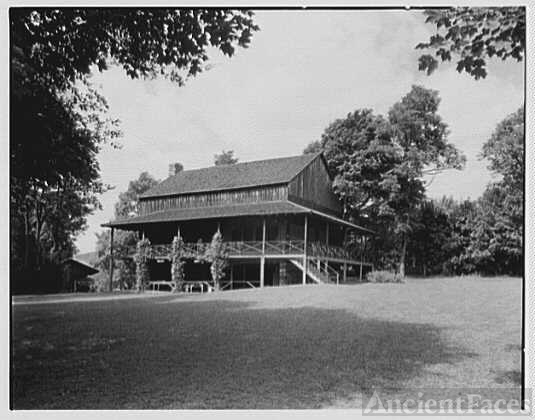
[325,222,329,273]
[260,218,266,288]
[109,227,114,292]
[360,235,365,282]
[343,263,347,283]
[302,214,308,284]
[230,264,234,290]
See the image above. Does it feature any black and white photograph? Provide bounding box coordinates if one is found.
[6,1,531,414]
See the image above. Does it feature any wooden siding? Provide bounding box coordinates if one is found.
[139,185,288,216]
[288,155,342,215]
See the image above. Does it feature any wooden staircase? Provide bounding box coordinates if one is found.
[289,259,339,284]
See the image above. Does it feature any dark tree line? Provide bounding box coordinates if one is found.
[306,90,523,277]
[413,107,523,276]
[10,8,258,292]
[305,85,466,277]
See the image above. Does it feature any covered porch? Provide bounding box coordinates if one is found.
[102,201,374,291]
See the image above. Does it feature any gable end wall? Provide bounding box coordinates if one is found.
[287,155,342,216]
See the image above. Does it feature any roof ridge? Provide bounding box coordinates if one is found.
[170,152,318,174]
[141,152,321,199]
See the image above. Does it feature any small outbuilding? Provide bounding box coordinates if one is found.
[61,259,99,292]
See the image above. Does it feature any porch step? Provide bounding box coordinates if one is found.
[288,259,328,284]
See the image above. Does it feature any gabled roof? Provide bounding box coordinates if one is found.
[141,153,320,198]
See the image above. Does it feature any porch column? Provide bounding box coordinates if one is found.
[343,263,347,283]
[109,227,114,292]
[302,214,308,285]
[279,261,287,286]
[260,218,266,288]
[325,222,329,273]
[360,235,366,282]
[230,264,234,290]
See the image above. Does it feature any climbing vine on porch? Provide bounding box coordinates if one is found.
[171,233,186,291]
[134,237,152,291]
[205,230,228,291]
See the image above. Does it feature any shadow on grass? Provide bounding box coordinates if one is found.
[12,297,476,409]
[494,370,521,386]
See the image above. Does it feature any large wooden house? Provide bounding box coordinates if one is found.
[103,153,373,290]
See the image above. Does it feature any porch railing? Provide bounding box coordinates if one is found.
[127,240,365,262]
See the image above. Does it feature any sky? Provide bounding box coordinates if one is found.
[75,9,524,254]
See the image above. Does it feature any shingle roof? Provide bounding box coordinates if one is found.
[102,200,374,233]
[141,153,320,198]
[103,201,308,227]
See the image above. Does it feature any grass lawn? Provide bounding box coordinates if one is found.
[11,276,521,409]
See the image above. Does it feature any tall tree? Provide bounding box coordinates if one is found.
[10,47,118,290]
[305,87,465,276]
[406,200,453,276]
[466,186,522,275]
[467,108,524,275]
[10,8,258,288]
[115,172,161,219]
[305,109,420,271]
[214,150,239,166]
[388,85,465,276]
[317,110,404,216]
[95,172,159,290]
[481,107,524,195]
[416,7,525,79]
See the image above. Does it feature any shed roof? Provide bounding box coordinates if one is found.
[62,259,99,275]
[102,200,373,233]
[103,201,308,227]
[141,153,320,198]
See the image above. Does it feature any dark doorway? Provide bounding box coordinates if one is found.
[149,260,171,281]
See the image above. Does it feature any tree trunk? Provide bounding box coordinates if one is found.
[23,211,30,269]
[399,234,407,278]
[34,201,44,270]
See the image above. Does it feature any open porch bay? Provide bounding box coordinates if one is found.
[144,238,373,290]
[107,210,373,290]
